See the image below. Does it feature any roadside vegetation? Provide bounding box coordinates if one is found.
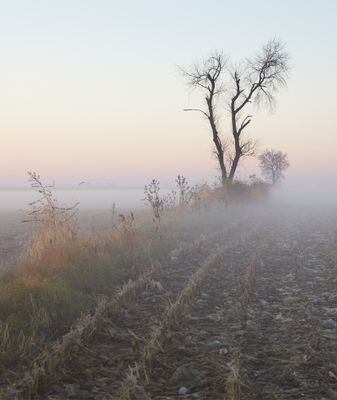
[0,172,269,382]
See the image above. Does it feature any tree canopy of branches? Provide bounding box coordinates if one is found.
[180,39,290,185]
[258,149,290,185]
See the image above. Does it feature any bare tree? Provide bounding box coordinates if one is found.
[180,39,290,184]
[180,52,228,184]
[228,39,289,179]
[258,149,290,185]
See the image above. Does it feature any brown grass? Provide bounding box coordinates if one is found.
[226,353,241,400]
[0,173,268,397]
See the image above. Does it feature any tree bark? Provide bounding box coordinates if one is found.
[206,83,227,186]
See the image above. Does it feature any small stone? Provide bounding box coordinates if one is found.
[329,370,337,379]
[324,307,337,316]
[178,386,190,395]
[190,367,200,376]
[65,384,77,396]
[147,280,164,291]
[169,366,192,383]
[321,319,337,329]
[270,334,280,342]
[207,314,221,322]
[283,296,298,305]
[219,347,228,355]
[207,339,222,347]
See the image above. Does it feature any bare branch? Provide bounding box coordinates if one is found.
[179,51,227,94]
[240,138,258,158]
[183,108,209,118]
[180,51,228,184]
[237,115,252,136]
[180,40,290,183]
[227,39,290,180]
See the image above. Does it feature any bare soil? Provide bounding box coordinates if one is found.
[3,208,337,399]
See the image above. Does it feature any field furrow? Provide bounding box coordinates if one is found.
[36,221,250,399]
[240,221,337,400]
[4,211,336,400]
[139,228,268,399]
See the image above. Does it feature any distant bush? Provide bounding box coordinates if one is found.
[189,179,270,206]
[224,179,270,203]
[144,175,270,217]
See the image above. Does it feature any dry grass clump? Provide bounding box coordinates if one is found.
[239,235,269,328]
[239,255,257,325]
[0,174,147,381]
[225,353,241,400]
[24,171,79,262]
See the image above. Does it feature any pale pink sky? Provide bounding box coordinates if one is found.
[1,1,336,187]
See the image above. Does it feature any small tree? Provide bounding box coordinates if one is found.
[258,149,289,185]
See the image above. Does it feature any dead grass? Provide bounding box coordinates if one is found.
[0,172,269,396]
[0,179,253,395]
[0,265,160,400]
[226,353,241,400]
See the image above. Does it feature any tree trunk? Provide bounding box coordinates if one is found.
[228,104,241,181]
[217,149,227,186]
[228,154,240,181]
[206,94,227,186]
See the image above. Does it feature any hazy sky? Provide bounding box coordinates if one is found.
[0,0,336,186]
